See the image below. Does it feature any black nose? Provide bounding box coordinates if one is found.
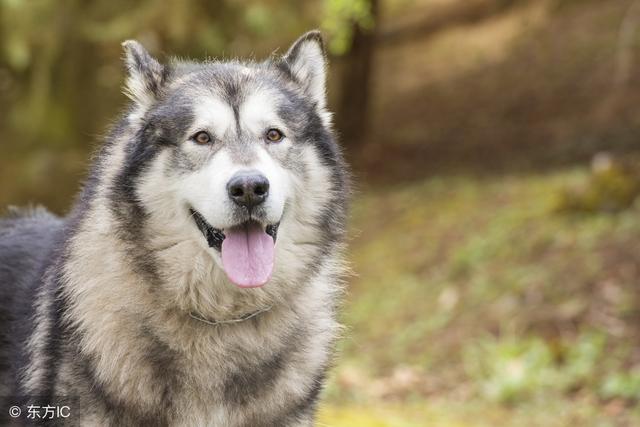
[227,171,270,209]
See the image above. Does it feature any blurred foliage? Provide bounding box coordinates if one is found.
[464,336,558,404]
[601,370,640,401]
[0,0,318,144]
[360,0,640,181]
[463,332,607,404]
[555,153,640,213]
[321,0,374,54]
[319,404,430,427]
[333,167,640,425]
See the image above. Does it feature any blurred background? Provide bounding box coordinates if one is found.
[3,0,640,425]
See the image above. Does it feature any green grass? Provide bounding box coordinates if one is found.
[323,167,640,426]
[318,397,640,427]
[318,403,431,427]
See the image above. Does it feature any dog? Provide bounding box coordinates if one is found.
[0,30,350,426]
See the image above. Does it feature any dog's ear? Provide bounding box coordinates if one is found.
[121,40,167,107]
[282,31,327,109]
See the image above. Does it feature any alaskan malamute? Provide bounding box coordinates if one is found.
[0,31,350,426]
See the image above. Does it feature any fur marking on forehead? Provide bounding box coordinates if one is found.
[192,96,235,139]
[190,84,284,140]
[240,88,284,133]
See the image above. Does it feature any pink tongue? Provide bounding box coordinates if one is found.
[221,222,275,288]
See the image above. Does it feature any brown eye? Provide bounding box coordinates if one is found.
[193,131,212,145]
[266,128,284,143]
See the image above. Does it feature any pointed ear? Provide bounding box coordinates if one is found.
[282,31,328,109]
[121,40,167,107]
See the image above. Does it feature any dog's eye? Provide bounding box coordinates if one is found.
[266,128,284,143]
[192,131,212,145]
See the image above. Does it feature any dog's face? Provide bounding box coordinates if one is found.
[118,32,347,291]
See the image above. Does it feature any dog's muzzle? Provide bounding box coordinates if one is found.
[189,208,279,251]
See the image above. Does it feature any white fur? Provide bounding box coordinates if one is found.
[191,95,236,140]
[180,149,241,230]
[250,145,290,225]
[240,89,289,135]
[287,40,327,110]
[121,40,163,109]
[123,72,156,109]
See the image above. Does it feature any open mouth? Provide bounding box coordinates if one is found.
[190,208,279,288]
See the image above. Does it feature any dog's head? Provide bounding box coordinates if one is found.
[113,32,348,293]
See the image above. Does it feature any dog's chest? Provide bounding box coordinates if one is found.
[166,333,315,427]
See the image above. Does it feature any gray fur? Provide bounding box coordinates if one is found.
[0,31,349,426]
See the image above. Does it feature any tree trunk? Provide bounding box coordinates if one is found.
[336,0,379,148]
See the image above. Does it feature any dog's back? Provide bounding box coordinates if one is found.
[0,208,64,400]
